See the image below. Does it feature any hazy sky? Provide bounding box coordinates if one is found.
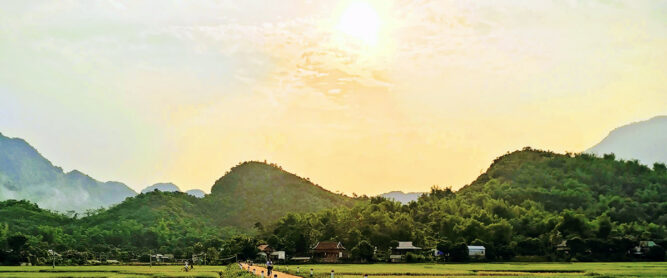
[1,0,665,194]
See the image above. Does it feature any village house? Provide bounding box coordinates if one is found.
[151,254,174,263]
[634,241,657,256]
[311,241,346,263]
[390,241,422,262]
[257,244,286,261]
[257,244,274,256]
[467,246,486,258]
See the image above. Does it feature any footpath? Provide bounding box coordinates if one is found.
[241,263,302,278]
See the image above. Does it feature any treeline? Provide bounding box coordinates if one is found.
[0,161,356,266]
[0,197,269,265]
[260,149,666,262]
[0,149,665,265]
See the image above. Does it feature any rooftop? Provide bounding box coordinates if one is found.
[396,241,422,250]
[312,241,345,250]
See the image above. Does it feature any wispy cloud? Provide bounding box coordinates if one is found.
[0,0,664,194]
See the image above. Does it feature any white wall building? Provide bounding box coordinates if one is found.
[467,245,485,257]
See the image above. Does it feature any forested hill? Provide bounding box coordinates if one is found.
[459,148,666,224]
[0,161,359,261]
[1,150,664,264]
[265,148,666,261]
[208,161,358,228]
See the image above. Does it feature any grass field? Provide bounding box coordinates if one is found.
[0,265,230,277]
[0,262,665,277]
[277,262,667,278]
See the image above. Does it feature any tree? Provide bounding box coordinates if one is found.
[436,240,452,261]
[566,237,586,256]
[488,221,513,245]
[350,240,374,262]
[557,211,589,237]
[193,242,205,255]
[0,223,8,249]
[7,234,28,252]
[206,247,220,264]
[596,216,612,239]
[7,234,29,265]
[225,235,257,260]
[205,238,223,250]
[646,245,665,261]
[449,242,469,262]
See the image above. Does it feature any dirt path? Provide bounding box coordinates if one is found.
[241,263,302,278]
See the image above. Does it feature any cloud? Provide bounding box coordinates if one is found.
[0,0,665,194]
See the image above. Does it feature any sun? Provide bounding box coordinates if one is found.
[337,2,381,45]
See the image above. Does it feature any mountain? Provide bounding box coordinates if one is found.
[0,161,360,254]
[141,183,208,198]
[1,148,664,263]
[0,132,137,212]
[587,115,667,166]
[185,189,206,198]
[380,191,424,204]
[459,147,666,223]
[141,182,181,194]
[208,161,359,228]
[265,148,667,260]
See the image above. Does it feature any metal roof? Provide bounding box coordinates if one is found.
[395,241,422,250]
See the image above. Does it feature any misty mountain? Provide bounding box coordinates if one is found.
[141,183,208,198]
[587,115,667,166]
[32,161,360,241]
[140,182,181,194]
[185,189,206,198]
[380,191,424,204]
[0,132,137,212]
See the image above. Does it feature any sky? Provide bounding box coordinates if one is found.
[0,0,665,195]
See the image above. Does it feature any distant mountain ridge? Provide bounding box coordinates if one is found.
[587,115,667,166]
[0,132,137,212]
[380,191,424,204]
[185,189,206,198]
[141,183,181,193]
[140,183,207,198]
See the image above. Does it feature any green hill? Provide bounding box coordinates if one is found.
[2,149,664,263]
[0,161,359,258]
[74,191,231,251]
[264,148,666,261]
[459,148,666,224]
[207,161,357,228]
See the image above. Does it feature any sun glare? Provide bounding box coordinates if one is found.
[337,2,381,45]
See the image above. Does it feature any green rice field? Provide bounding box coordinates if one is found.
[0,265,229,277]
[278,262,667,278]
[0,262,665,277]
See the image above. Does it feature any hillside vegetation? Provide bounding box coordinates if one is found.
[208,161,358,227]
[0,149,664,265]
[264,148,666,262]
[0,161,358,265]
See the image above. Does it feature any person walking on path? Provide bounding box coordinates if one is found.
[266,260,274,276]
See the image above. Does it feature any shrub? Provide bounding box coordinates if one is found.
[405,252,425,263]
